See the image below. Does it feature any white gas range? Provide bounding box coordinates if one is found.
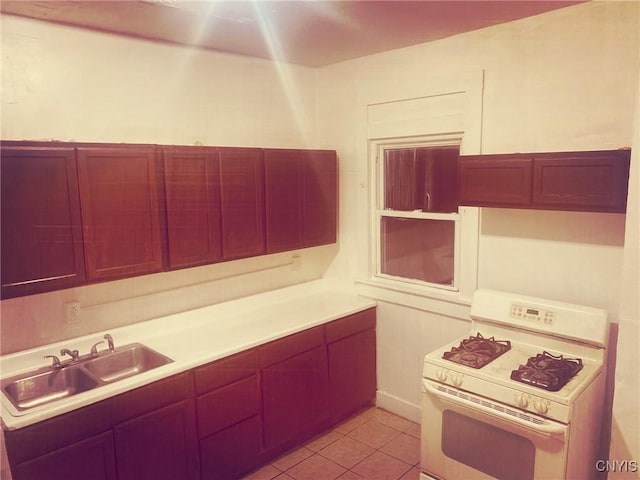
[421,289,609,480]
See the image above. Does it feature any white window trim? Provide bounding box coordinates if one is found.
[356,134,480,313]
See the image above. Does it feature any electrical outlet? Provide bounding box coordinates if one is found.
[66,301,81,324]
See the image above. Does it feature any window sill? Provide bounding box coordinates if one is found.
[355,277,472,320]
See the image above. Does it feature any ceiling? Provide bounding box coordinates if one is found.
[1,1,584,67]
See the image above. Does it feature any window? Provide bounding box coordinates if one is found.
[374,141,460,290]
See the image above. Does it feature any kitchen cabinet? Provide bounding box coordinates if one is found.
[0,146,86,299]
[458,149,631,212]
[264,149,303,253]
[218,147,266,260]
[259,326,330,451]
[4,373,196,480]
[263,149,338,253]
[326,308,377,422]
[195,350,262,480]
[77,146,164,281]
[302,150,338,247]
[163,147,222,269]
[11,432,116,480]
[114,400,198,480]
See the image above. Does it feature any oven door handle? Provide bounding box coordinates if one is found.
[423,380,567,439]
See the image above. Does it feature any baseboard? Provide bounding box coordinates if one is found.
[375,390,421,423]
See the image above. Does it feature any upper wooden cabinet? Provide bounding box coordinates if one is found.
[263,149,337,254]
[1,146,86,299]
[302,150,338,247]
[77,146,164,282]
[163,147,222,269]
[218,147,266,260]
[458,149,631,213]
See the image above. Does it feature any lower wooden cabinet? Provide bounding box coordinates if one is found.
[4,308,376,480]
[12,432,117,480]
[114,400,199,480]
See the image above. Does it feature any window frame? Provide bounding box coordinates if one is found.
[370,134,463,293]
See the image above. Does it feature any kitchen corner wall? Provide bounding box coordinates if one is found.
[316,0,640,470]
[0,15,335,354]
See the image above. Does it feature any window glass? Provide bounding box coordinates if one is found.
[380,217,455,286]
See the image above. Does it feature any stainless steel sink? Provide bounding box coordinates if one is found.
[1,343,173,411]
[2,367,99,411]
[83,343,173,383]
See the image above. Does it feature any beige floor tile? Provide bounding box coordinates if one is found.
[398,466,421,480]
[403,422,421,439]
[351,451,412,480]
[335,408,376,434]
[347,419,401,449]
[338,471,365,479]
[380,433,421,466]
[373,409,415,432]
[243,465,282,479]
[286,455,347,480]
[305,429,344,452]
[319,436,375,469]
[274,474,296,480]
[271,446,314,471]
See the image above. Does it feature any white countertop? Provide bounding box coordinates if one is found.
[0,280,376,430]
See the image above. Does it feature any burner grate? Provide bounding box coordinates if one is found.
[510,351,583,391]
[443,333,511,369]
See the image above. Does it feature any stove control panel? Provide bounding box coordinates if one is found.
[510,303,555,325]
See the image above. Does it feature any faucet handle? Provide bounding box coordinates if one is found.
[60,348,80,361]
[90,341,105,356]
[44,355,62,369]
[104,334,115,352]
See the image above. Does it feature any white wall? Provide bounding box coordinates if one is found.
[0,15,335,354]
[316,0,640,468]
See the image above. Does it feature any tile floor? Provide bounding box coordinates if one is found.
[243,407,421,480]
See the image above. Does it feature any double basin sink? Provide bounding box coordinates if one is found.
[1,343,173,411]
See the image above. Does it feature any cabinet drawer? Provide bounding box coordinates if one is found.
[196,376,259,438]
[325,308,376,343]
[194,349,257,395]
[258,326,325,369]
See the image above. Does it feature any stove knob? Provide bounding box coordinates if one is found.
[437,369,448,382]
[452,374,463,387]
[534,399,548,414]
[515,394,528,408]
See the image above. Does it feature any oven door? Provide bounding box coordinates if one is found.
[421,379,569,480]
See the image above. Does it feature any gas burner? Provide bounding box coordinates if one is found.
[510,351,583,392]
[442,333,511,369]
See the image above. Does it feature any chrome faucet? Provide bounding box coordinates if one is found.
[90,341,105,356]
[60,348,80,361]
[104,334,115,352]
[44,355,62,369]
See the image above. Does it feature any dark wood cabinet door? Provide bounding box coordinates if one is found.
[77,147,163,281]
[458,155,533,207]
[163,147,222,268]
[328,329,376,422]
[264,149,302,253]
[199,416,262,480]
[13,431,116,480]
[218,148,265,260]
[261,345,330,450]
[302,150,337,247]
[114,400,199,480]
[1,146,86,298]
[532,150,631,212]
